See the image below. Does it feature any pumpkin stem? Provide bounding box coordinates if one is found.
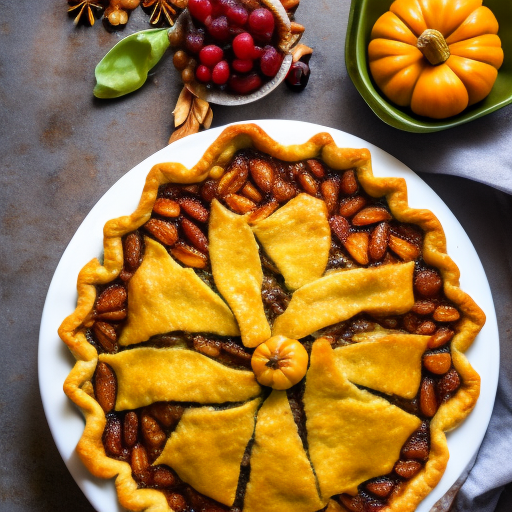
[417,29,450,65]
[266,355,281,370]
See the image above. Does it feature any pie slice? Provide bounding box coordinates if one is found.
[59,123,484,512]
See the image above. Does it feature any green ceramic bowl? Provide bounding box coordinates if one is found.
[345,0,512,133]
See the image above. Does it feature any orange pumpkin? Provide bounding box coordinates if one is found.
[368,0,504,119]
[251,336,309,390]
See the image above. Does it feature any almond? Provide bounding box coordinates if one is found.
[165,493,187,512]
[171,242,208,268]
[144,218,178,246]
[329,215,350,244]
[412,300,436,316]
[272,178,297,202]
[181,218,208,253]
[352,206,392,226]
[93,321,118,353]
[242,182,263,203]
[416,320,437,335]
[225,193,257,214]
[306,159,326,178]
[338,494,365,512]
[394,460,422,479]
[433,304,460,322]
[344,232,370,265]
[153,466,178,488]
[247,200,279,224]
[437,368,460,401]
[428,327,454,349]
[339,196,367,217]
[217,155,249,196]
[147,403,184,428]
[200,178,218,203]
[123,411,139,448]
[365,478,395,498]
[320,178,340,215]
[179,197,209,222]
[153,198,181,218]
[401,422,430,461]
[96,284,127,314]
[340,169,358,195]
[402,312,420,333]
[369,221,389,261]
[131,443,151,483]
[95,362,117,413]
[95,309,127,322]
[389,234,421,261]
[249,157,275,193]
[420,376,438,417]
[414,269,442,297]
[193,335,222,357]
[124,232,142,271]
[297,170,318,196]
[423,352,452,374]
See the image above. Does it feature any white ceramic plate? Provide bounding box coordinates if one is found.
[38,120,499,512]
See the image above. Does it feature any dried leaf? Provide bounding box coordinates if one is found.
[192,97,210,125]
[169,109,200,144]
[203,107,213,129]
[173,87,193,127]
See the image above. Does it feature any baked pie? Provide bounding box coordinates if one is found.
[59,124,485,512]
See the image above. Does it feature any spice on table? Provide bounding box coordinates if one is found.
[67,0,105,25]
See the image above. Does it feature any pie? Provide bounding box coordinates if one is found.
[59,123,485,512]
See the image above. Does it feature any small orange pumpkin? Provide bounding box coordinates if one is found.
[251,336,309,390]
[368,0,504,119]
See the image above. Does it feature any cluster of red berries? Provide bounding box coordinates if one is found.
[182,0,284,94]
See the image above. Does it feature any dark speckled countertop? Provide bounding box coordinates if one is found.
[1,1,512,511]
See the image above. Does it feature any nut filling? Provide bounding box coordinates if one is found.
[88,149,463,512]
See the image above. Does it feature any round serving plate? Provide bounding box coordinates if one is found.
[38,119,499,512]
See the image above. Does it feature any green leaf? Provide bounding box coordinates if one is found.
[94,28,170,99]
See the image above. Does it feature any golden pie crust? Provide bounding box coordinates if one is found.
[59,123,485,512]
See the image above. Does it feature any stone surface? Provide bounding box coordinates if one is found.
[0,1,511,512]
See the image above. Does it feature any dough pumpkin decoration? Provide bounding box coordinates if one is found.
[368,0,504,119]
[59,124,485,512]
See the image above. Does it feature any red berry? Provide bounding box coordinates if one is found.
[251,45,264,59]
[208,16,230,41]
[226,5,248,26]
[248,8,274,35]
[212,60,230,85]
[233,32,255,60]
[196,64,212,83]
[199,45,224,67]
[260,45,282,77]
[232,58,253,73]
[285,60,310,91]
[185,31,205,54]
[228,73,262,94]
[188,0,213,23]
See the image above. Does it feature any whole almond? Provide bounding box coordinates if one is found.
[428,327,455,349]
[124,232,142,271]
[402,312,420,333]
[414,269,442,297]
[123,411,139,448]
[250,158,275,193]
[339,196,367,217]
[153,198,181,218]
[320,178,340,215]
[225,193,257,214]
[401,422,429,461]
[272,178,297,202]
[420,376,438,417]
[181,218,208,253]
[389,235,421,261]
[365,478,395,498]
[352,206,392,226]
[394,460,422,479]
[344,232,370,265]
[437,368,461,401]
[306,159,326,178]
[416,320,437,335]
[95,309,127,322]
[329,215,351,244]
[338,494,365,512]
[200,178,218,203]
[131,443,151,481]
[144,218,178,246]
[424,352,452,374]
[96,285,127,314]
[193,335,222,357]
[153,466,178,488]
[93,321,118,353]
[298,170,319,196]
[166,493,188,512]
[247,200,279,224]
[103,414,123,457]
[433,305,460,322]
[412,300,436,316]
[147,403,184,428]
[340,169,358,195]
[242,182,263,203]
[171,242,208,268]
[179,197,209,222]
[141,412,167,448]
[95,361,117,413]
[217,156,249,196]
[369,221,389,261]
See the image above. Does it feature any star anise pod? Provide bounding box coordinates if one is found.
[142,0,178,26]
[67,0,106,25]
